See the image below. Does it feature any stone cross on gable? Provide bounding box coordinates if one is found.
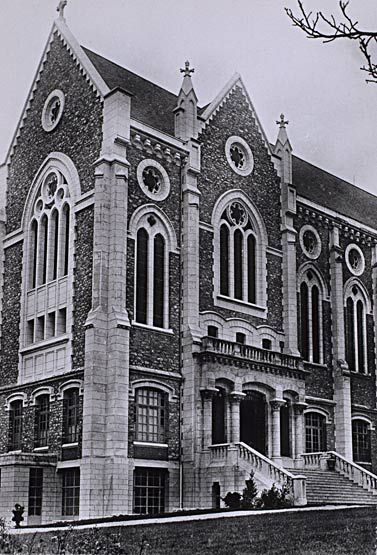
[180,61,195,77]
[57,0,68,19]
[276,113,289,128]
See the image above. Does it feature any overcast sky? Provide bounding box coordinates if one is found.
[1,0,377,195]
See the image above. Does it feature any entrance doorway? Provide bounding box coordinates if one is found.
[240,391,267,454]
[280,403,290,457]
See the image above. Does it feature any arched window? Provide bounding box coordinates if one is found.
[305,412,327,452]
[345,284,368,373]
[8,400,23,452]
[22,160,75,383]
[213,192,267,317]
[219,202,256,303]
[34,394,50,448]
[135,387,167,444]
[352,419,371,463]
[299,269,323,364]
[62,388,80,445]
[130,207,177,330]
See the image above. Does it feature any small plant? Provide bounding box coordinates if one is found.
[256,482,293,509]
[241,472,259,509]
[222,491,242,509]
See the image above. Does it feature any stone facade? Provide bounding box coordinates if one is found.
[0,15,377,524]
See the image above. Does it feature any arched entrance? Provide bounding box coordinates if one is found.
[240,391,267,454]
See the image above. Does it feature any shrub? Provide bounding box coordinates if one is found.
[256,483,293,509]
[222,491,242,509]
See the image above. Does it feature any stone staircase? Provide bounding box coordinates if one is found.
[298,468,377,505]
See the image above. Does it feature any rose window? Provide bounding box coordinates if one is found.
[303,230,317,255]
[345,244,365,276]
[42,90,65,132]
[142,167,162,194]
[225,136,254,176]
[349,249,361,271]
[230,145,245,170]
[228,202,247,227]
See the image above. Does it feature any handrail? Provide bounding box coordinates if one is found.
[236,442,299,484]
[302,450,377,493]
[201,336,301,370]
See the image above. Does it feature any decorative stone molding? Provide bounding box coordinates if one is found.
[41,89,65,132]
[131,131,186,167]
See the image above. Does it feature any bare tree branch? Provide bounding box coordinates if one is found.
[285,1,377,82]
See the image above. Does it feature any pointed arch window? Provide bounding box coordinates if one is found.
[134,214,171,330]
[219,202,257,304]
[299,270,323,364]
[345,284,368,373]
[22,162,75,383]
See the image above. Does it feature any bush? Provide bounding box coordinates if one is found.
[222,492,242,509]
[255,483,293,509]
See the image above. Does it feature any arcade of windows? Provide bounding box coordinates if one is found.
[134,211,174,330]
[25,170,70,347]
[219,201,257,304]
[345,284,368,374]
[7,388,81,452]
[299,270,323,364]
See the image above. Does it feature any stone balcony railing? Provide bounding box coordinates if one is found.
[201,336,304,375]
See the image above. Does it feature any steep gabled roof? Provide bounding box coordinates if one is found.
[83,47,179,136]
[293,155,377,230]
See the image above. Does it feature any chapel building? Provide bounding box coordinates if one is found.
[1,8,377,524]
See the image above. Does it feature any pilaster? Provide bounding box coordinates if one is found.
[293,402,307,466]
[330,225,352,459]
[80,88,131,518]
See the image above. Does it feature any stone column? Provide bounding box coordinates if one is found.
[293,402,307,467]
[230,392,245,444]
[330,225,352,459]
[270,399,285,463]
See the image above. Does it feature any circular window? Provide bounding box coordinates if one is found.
[137,159,170,201]
[299,225,321,260]
[225,136,254,176]
[345,244,365,276]
[227,201,247,227]
[41,89,65,132]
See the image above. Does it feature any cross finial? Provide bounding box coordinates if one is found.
[180,61,195,77]
[276,113,289,128]
[57,0,68,19]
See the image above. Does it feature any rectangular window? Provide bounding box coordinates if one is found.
[134,468,166,515]
[57,307,67,335]
[28,468,43,516]
[136,389,166,443]
[27,319,35,345]
[207,326,218,338]
[9,401,23,451]
[46,312,56,338]
[62,468,80,516]
[36,315,45,342]
[34,395,49,448]
[63,389,80,444]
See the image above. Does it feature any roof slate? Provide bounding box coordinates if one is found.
[293,155,377,230]
[83,47,178,135]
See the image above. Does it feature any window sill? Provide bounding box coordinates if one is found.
[62,442,79,448]
[7,450,22,455]
[34,446,49,452]
[21,335,69,355]
[215,294,267,318]
[350,371,372,378]
[303,361,327,369]
[134,441,168,448]
[131,322,174,335]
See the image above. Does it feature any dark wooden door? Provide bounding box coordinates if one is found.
[240,391,266,454]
